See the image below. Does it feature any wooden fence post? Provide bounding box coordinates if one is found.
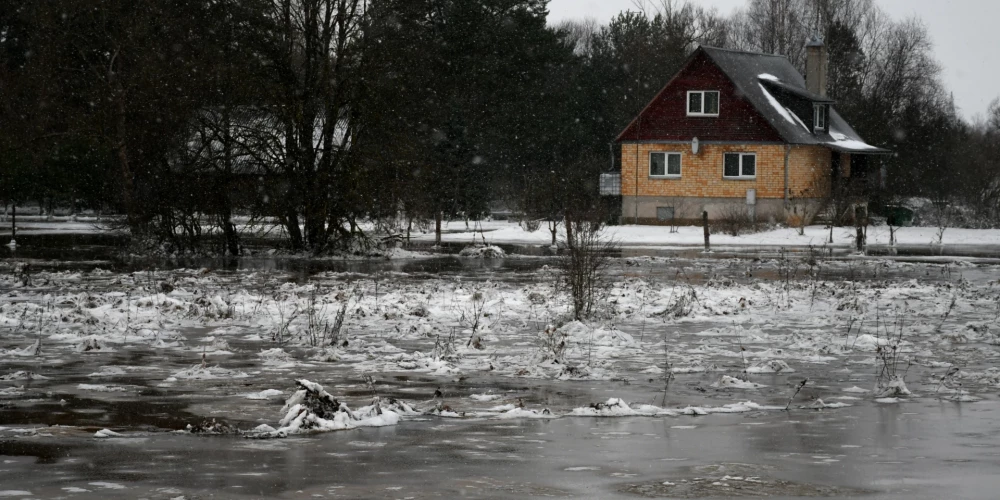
[702,210,710,252]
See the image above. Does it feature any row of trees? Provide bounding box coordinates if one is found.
[1,0,998,254]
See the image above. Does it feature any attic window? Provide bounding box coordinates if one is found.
[814,104,826,131]
[688,91,720,117]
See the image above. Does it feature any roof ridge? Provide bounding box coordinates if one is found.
[700,45,790,59]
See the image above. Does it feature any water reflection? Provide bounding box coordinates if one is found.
[5,402,998,498]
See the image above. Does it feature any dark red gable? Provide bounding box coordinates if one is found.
[617,49,784,143]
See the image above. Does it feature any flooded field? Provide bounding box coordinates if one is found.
[3,242,1000,498]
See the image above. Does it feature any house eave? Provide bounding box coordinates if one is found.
[826,144,893,155]
[616,139,787,146]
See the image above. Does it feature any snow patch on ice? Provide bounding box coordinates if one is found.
[243,389,284,400]
[712,375,766,389]
[88,482,126,490]
[746,360,794,373]
[469,393,502,402]
[459,245,505,258]
[259,348,296,367]
[4,340,41,357]
[873,376,911,398]
[78,384,127,392]
[0,371,48,381]
[165,365,249,381]
[571,398,676,417]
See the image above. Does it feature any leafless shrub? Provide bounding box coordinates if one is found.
[459,289,489,349]
[538,323,568,364]
[713,203,760,237]
[873,306,912,398]
[432,328,459,362]
[519,218,541,232]
[563,219,617,320]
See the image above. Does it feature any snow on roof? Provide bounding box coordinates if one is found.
[827,127,883,152]
[786,105,812,133]
[758,83,796,126]
[701,46,888,153]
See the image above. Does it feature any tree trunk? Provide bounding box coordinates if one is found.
[221,214,240,256]
[305,214,327,252]
[435,211,442,246]
[285,211,304,250]
[115,96,139,233]
[564,213,575,250]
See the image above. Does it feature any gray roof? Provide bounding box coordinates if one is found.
[700,46,890,154]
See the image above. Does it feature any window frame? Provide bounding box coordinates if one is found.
[813,104,827,131]
[722,152,757,180]
[687,90,720,117]
[649,151,683,178]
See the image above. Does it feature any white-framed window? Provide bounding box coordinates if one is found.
[650,152,682,177]
[723,152,756,179]
[814,104,826,131]
[687,90,720,116]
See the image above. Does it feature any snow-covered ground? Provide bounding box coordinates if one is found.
[410,220,1000,251]
[7,218,1000,255]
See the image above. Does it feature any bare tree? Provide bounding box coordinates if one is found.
[256,0,368,252]
[728,0,809,66]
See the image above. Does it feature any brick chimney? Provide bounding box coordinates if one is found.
[805,34,828,97]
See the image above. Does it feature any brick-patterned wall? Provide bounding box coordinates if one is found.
[787,145,832,198]
[620,143,832,200]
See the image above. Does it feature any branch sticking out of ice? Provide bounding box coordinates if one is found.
[251,379,418,438]
[76,336,114,353]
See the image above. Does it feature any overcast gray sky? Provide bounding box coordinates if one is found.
[547,0,999,121]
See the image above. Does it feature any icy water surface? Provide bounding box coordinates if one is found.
[3,401,1000,499]
[3,255,1000,497]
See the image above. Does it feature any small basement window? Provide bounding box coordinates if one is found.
[656,206,675,221]
[814,104,826,131]
[687,91,720,116]
[723,153,756,179]
[650,152,682,177]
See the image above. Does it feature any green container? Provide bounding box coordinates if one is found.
[885,206,914,227]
